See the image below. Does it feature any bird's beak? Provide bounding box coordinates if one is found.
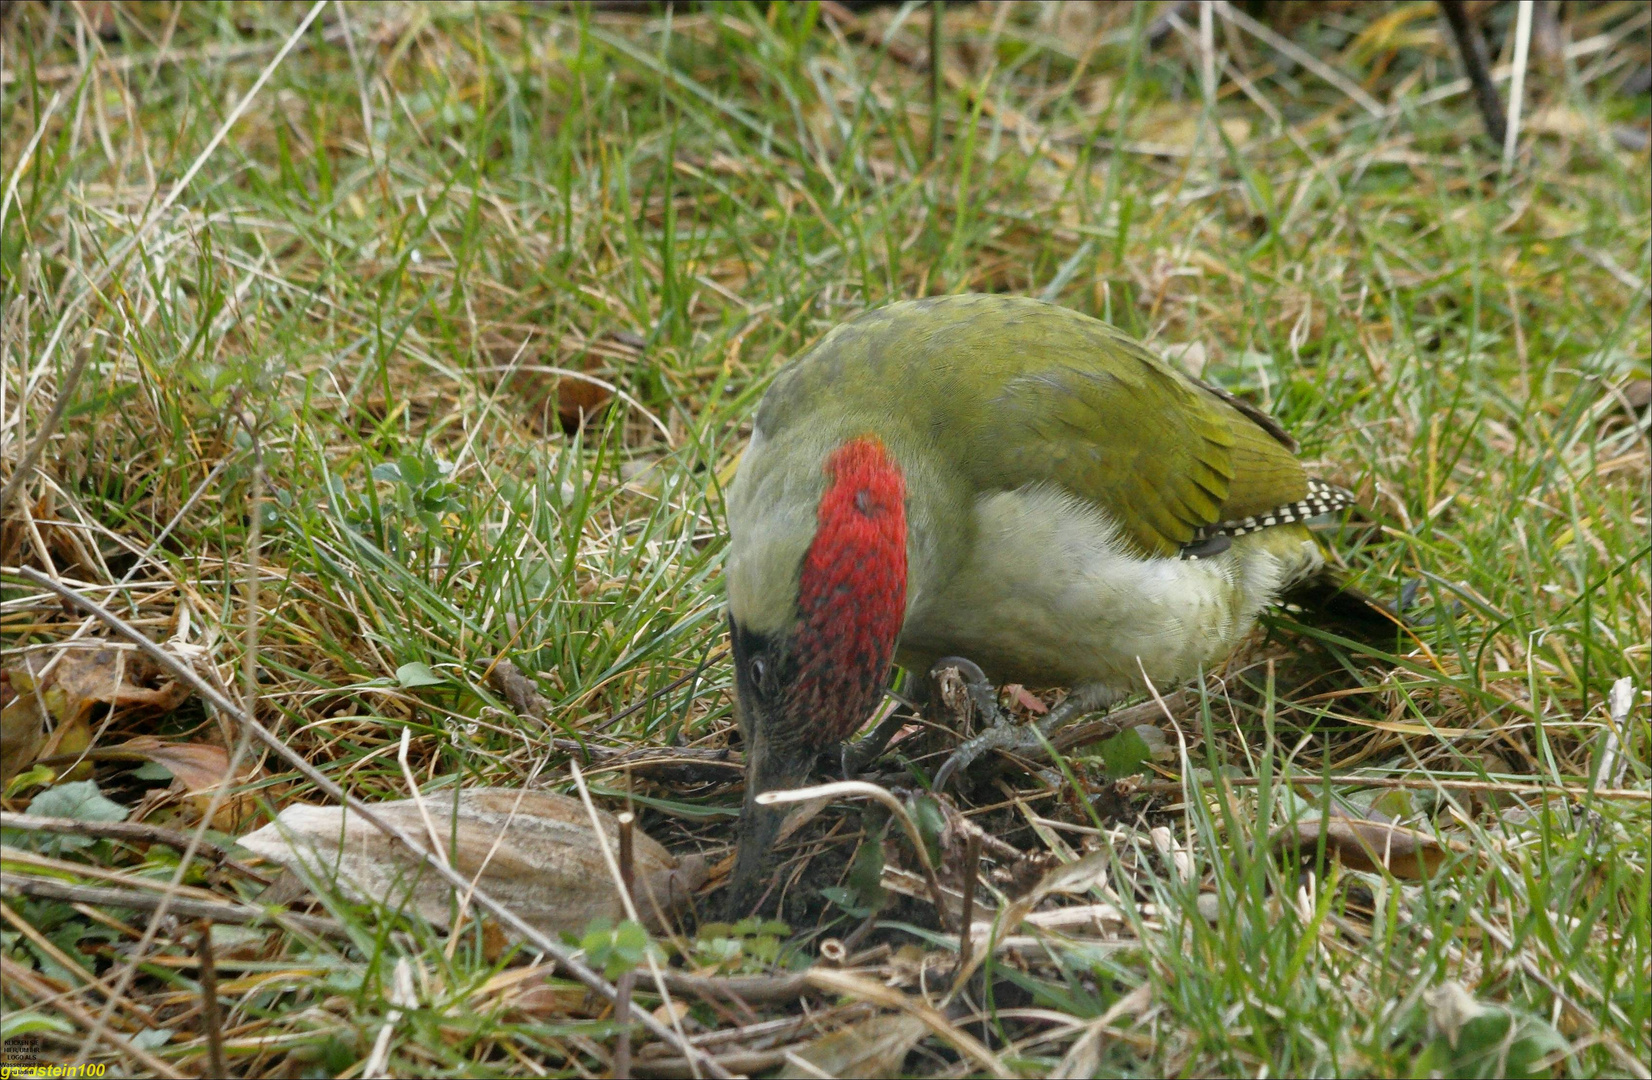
[727,711,813,916]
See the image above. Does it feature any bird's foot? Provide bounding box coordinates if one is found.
[932,719,1030,792]
[932,681,1119,792]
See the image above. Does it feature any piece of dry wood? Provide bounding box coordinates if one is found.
[633,1047,793,1079]
[656,970,816,1006]
[1271,813,1472,880]
[238,788,707,937]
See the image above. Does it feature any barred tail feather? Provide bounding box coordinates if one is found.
[1195,478,1355,541]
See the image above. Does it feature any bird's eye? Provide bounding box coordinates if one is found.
[749,656,767,688]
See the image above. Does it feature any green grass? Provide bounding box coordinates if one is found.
[2,1,1648,1076]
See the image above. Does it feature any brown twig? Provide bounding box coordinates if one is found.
[2,813,269,882]
[1048,690,1192,755]
[195,921,227,1078]
[957,830,982,972]
[632,1048,793,1079]
[10,566,735,1079]
[1439,0,1508,145]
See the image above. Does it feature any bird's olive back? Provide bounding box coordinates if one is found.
[753,294,1310,557]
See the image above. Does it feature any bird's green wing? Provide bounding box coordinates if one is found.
[935,298,1310,557]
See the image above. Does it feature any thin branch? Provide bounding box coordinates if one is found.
[0,876,347,938]
[1,814,265,879]
[195,922,227,1079]
[1439,0,1507,145]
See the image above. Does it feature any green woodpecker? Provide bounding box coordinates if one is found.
[724,294,1354,906]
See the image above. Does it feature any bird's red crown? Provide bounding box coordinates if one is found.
[791,436,907,745]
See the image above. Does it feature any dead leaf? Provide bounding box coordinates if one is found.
[777,794,835,844]
[652,999,691,1026]
[486,659,547,722]
[1,666,49,786]
[115,737,234,791]
[49,647,190,723]
[553,374,613,433]
[487,330,639,435]
[2,647,189,786]
[237,788,707,937]
[35,707,93,782]
[1270,809,1469,880]
[1003,684,1049,715]
[101,737,261,829]
[779,1013,928,1079]
[1024,848,1113,900]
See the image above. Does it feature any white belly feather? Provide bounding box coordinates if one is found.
[896,485,1322,692]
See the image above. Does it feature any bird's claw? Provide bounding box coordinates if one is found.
[930,678,1120,792]
[840,707,911,778]
[938,723,1011,792]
